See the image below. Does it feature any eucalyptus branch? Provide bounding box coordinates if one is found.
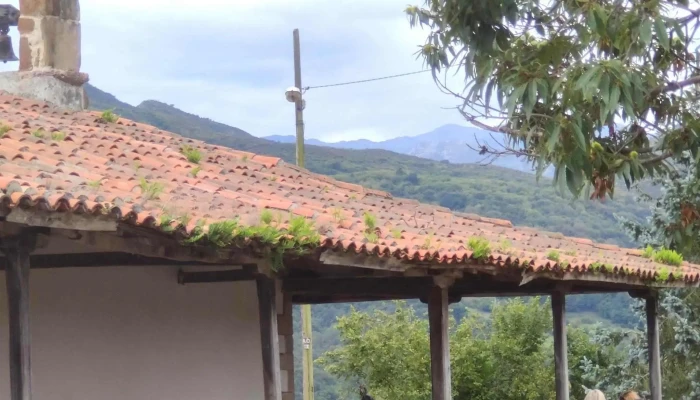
[456,107,536,138]
[651,75,700,96]
[639,152,674,165]
[676,7,700,24]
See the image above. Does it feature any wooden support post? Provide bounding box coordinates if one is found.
[646,293,662,400]
[552,291,569,400]
[428,284,451,400]
[257,277,282,400]
[1,232,36,400]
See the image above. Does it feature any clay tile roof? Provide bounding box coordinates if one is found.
[0,92,699,285]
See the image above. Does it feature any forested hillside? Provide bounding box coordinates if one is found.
[85,84,646,399]
[86,84,648,245]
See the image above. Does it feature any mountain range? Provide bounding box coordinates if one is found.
[264,125,537,173]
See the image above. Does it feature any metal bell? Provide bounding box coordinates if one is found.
[0,31,17,63]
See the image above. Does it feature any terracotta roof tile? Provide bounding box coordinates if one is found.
[0,93,698,285]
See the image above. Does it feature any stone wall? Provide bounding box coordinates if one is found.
[18,0,81,72]
[0,0,88,110]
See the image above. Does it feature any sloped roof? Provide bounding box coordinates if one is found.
[0,92,698,285]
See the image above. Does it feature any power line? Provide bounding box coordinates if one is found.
[303,69,430,91]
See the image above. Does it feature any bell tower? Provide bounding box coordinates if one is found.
[0,0,88,110]
[0,4,19,63]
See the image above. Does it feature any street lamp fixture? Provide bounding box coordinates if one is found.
[285,86,306,110]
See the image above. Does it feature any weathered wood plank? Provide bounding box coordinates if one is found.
[319,250,410,271]
[647,294,662,400]
[284,276,628,304]
[552,291,569,400]
[6,208,117,232]
[177,265,257,284]
[52,229,240,264]
[428,285,451,400]
[257,277,282,400]
[2,236,34,400]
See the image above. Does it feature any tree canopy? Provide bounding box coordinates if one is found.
[318,299,614,400]
[406,0,700,200]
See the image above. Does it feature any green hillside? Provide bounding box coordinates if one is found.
[85,84,648,246]
[85,84,647,399]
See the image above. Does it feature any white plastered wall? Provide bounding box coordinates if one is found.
[0,265,266,400]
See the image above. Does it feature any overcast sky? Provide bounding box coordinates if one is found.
[0,0,468,142]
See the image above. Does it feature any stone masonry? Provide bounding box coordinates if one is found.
[277,281,295,400]
[18,0,82,72]
[0,0,88,110]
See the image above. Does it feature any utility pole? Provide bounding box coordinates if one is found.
[293,28,314,400]
[294,28,306,168]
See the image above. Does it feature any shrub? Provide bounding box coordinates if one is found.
[260,210,274,225]
[0,124,11,138]
[364,232,379,243]
[139,178,165,201]
[468,237,491,261]
[101,109,119,123]
[653,248,683,266]
[181,145,202,164]
[51,131,66,141]
[363,212,377,232]
[546,250,560,262]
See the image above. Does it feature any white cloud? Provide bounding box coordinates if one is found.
[0,0,469,141]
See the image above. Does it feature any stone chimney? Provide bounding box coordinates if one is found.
[0,0,88,110]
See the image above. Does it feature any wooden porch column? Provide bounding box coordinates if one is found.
[551,291,569,400]
[428,282,451,400]
[1,232,35,400]
[646,293,662,400]
[257,277,282,400]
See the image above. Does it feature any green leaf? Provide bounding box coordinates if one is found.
[525,80,538,120]
[485,79,496,111]
[536,79,549,104]
[598,73,611,103]
[608,85,620,113]
[631,73,644,104]
[571,121,588,151]
[565,166,582,196]
[556,165,569,196]
[495,29,510,50]
[507,84,528,117]
[639,19,652,45]
[621,161,632,189]
[575,67,599,91]
[480,27,496,53]
[546,123,561,153]
[620,87,636,120]
[586,9,597,32]
[655,17,669,50]
[593,7,607,37]
[552,76,566,94]
[497,87,505,108]
[599,105,607,126]
[672,21,686,41]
